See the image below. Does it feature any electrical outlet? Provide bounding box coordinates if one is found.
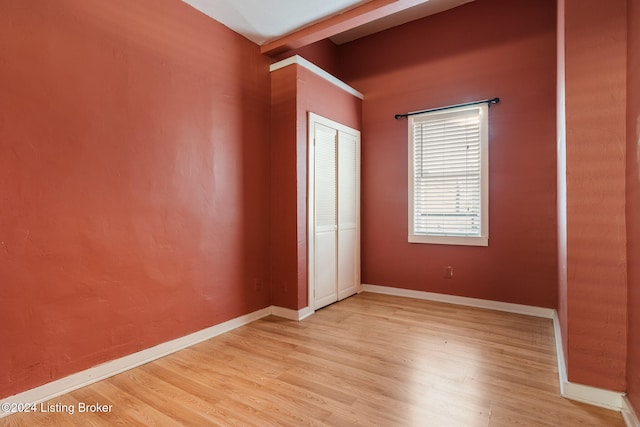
[444,266,454,279]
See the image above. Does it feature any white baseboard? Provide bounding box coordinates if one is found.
[562,381,624,411]
[552,310,569,392]
[271,305,314,321]
[623,396,640,427]
[0,304,314,419]
[362,284,555,318]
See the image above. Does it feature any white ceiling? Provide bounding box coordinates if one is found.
[182,0,474,46]
[182,0,369,45]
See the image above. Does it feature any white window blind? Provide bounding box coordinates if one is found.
[408,104,488,246]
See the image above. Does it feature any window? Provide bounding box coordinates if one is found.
[408,104,489,246]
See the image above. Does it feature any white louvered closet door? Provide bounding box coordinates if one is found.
[310,114,360,311]
[314,122,339,309]
[337,131,358,300]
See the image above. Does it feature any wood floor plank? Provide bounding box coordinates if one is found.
[1,292,626,426]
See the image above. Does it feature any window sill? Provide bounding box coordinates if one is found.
[408,235,488,247]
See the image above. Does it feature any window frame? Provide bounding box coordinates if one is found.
[407,103,489,247]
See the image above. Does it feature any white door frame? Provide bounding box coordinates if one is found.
[307,112,361,312]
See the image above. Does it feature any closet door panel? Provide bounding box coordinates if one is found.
[337,227,357,299]
[337,131,358,300]
[314,122,338,309]
[315,231,338,308]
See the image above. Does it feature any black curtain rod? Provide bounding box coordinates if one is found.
[394,97,500,120]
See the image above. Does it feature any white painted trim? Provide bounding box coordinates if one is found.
[0,305,316,419]
[307,112,317,312]
[561,381,624,411]
[270,55,364,100]
[271,305,314,321]
[552,310,568,394]
[362,284,555,318]
[623,396,640,427]
[551,311,625,411]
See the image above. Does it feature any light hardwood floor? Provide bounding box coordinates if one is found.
[1,292,626,426]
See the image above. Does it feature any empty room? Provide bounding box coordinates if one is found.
[1,0,638,425]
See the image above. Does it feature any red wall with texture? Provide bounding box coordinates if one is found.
[627,0,640,410]
[0,0,271,398]
[337,0,558,307]
[272,40,340,77]
[562,0,628,391]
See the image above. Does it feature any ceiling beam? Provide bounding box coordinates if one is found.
[260,0,429,56]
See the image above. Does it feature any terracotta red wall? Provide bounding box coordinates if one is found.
[337,0,558,307]
[563,0,628,391]
[270,65,299,309]
[272,40,340,77]
[627,0,640,411]
[0,0,271,398]
[270,62,362,310]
